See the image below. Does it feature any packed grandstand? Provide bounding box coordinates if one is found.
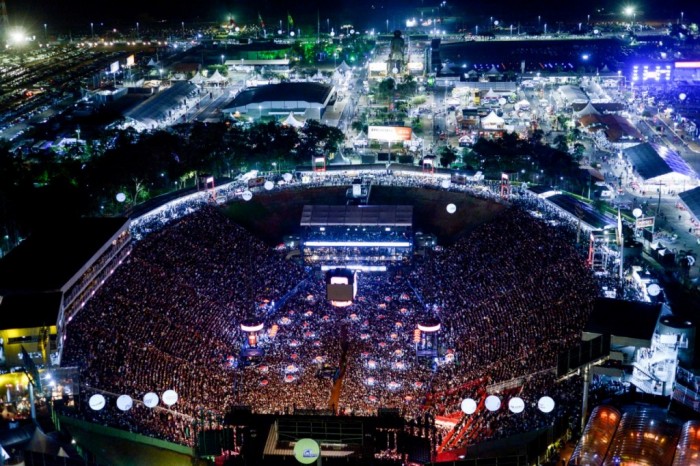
[57,171,604,461]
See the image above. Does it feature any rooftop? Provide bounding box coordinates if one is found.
[0,218,129,293]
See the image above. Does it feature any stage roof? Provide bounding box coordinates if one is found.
[125,81,197,128]
[300,205,413,227]
[622,143,696,181]
[679,186,700,221]
[0,218,129,293]
[547,194,615,230]
[585,298,661,341]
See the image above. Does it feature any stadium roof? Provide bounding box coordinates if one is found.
[622,143,696,181]
[124,81,198,128]
[584,298,661,341]
[0,292,62,330]
[300,205,413,227]
[226,82,333,107]
[679,186,700,221]
[0,218,129,293]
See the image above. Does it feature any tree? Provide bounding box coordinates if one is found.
[439,146,457,167]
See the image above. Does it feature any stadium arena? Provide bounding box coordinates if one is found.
[58,174,600,465]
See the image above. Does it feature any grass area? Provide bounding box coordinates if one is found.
[220,185,506,246]
[65,423,207,466]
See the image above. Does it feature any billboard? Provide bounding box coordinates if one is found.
[126,54,135,67]
[636,216,655,229]
[407,62,424,71]
[368,62,387,72]
[368,126,412,141]
[110,61,120,73]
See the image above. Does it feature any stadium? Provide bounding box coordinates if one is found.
[50,175,600,465]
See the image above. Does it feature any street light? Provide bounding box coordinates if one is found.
[90,22,94,39]
[44,23,47,42]
[136,22,140,39]
[681,11,684,25]
[221,54,225,65]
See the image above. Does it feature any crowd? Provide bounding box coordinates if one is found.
[58,173,605,454]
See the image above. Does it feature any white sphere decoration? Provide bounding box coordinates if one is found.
[264,180,274,190]
[441,179,451,189]
[538,396,555,413]
[508,397,525,414]
[485,395,501,412]
[461,398,477,414]
[116,394,133,411]
[283,173,293,182]
[632,208,643,218]
[143,392,159,408]
[161,389,178,406]
[242,190,253,201]
[679,93,687,102]
[116,192,126,203]
[446,203,457,214]
[88,394,106,411]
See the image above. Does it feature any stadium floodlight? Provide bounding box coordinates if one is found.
[304,241,411,247]
[8,28,28,45]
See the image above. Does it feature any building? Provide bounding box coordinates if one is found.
[123,81,199,131]
[222,82,335,121]
[0,218,131,366]
[622,143,697,190]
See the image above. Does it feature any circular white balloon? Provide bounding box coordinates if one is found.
[115,192,126,203]
[242,190,253,201]
[441,179,451,189]
[160,390,177,406]
[485,395,501,412]
[162,389,178,406]
[679,93,687,101]
[446,203,457,214]
[116,394,133,411]
[632,208,643,218]
[647,283,661,297]
[264,180,274,190]
[461,398,477,414]
[143,392,159,408]
[88,394,106,411]
[538,396,555,413]
[498,98,507,106]
[508,397,525,414]
[283,173,293,182]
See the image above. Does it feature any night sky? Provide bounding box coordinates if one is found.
[6,0,697,33]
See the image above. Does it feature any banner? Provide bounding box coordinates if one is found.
[636,216,655,229]
[110,61,120,73]
[368,126,412,141]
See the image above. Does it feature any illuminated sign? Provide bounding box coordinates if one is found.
[632,64,671,82]
[368,126,412,141]
[635,217,655,229]
[126,54,135,67]
[110,61,120,73]
[293,438,320,464]
[369,62,387,72]
[305,241,411,247]
[407,62,424,71]
[241,323,264,332]
[675,61,700,69]
[417,323,441,332]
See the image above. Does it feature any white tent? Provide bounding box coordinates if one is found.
[484,88,499,100]
[575,102,601,117]
[486,66,501,76]
[481,111,505,129]
[147,58,158,67]
[206,70,227,84]
[281,112,304,128]
[189,73,205,85]
[336,61,351,73]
